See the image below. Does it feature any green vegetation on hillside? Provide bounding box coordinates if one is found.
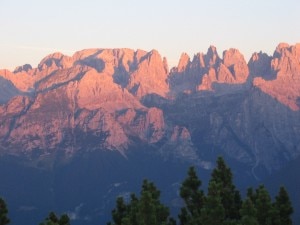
[0,157,294,225]
[108,156,294,225]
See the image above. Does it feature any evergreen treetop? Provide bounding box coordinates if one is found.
[0,198,10,225]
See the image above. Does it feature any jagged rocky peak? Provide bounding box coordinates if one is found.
[191,53,205,69]
[176,53,191,72]
[223,48,246,67]
[188,46,220,71]
[128,49,169,98]
[275,42,290,54]
[271,42,300,77]
[273,42,300,59]
[0,43,300,169]
[169,45,251,93]
[116,48,138,72]
[71,48,148,77]
[207,45,217,54]
[71,48,138,76]
[13,64,32,73]
[0,67,37,93]
[198,47,249,89]
[134,49,148,63]
[90,48,134,74]
[220,48,249,82]
[144,49,165,68]
[72,49,105,73]
[38,52,73,70]
[248,52,272,79]
[205,45,220,67]
[253,43,300,110]
[168,52,197,95]
[72,48,101,62]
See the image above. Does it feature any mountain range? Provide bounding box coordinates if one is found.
[0,43,300,224]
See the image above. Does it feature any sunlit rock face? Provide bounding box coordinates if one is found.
[169,46,249,94]
[0,48,170,156]
[252,43,300,111]
[0,43,300,172]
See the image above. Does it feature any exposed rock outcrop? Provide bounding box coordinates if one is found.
[169,46,249,94]
[253,43,300,110]
[0,49,170,155]
[0,43,300,172]
[0,77,21,103]
[248,52,272,79]
[14,64,32,73]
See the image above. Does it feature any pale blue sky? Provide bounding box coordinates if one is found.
[0,0,299,70]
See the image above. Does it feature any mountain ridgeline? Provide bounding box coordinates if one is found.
[0,43,300,224]
[0,43,300,172]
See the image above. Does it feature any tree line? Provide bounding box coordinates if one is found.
[0,157,294,225]
[107,157,293,225]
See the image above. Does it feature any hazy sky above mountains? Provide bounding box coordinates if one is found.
[0,0,299,70]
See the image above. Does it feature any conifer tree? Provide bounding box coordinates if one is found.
[178,166,204,225]
[246,187,256,204]
[210,156,242,222]
[126,194,139,225]
[137,180,171,225]
[108,179,172,225]
[239,198,258,225]
[58,214,70,225]
[254,185,273,225]
[111,197,128,225]
[274,186,293,225]
[201,180,225,225]
[0,198,9,225]
[39,212,70,225]
[108,157,295,225]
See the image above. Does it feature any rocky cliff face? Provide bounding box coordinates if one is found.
[0,49,170,155]
[168,46,249,94]
[252,43,300,110]
[0,43,300,173]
